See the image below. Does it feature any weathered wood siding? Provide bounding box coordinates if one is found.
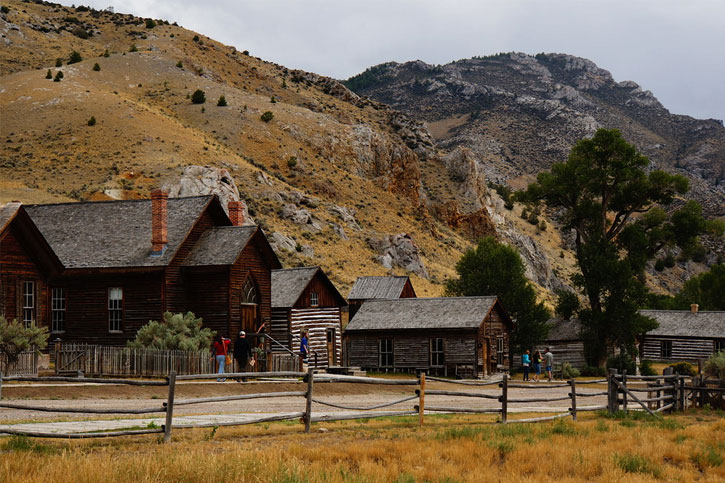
[478,305,511,375]
[228,234,273,338]
[512,341,586,368]
[0,223,49,326]
[270,308,291,352]
[400,280,416,299]
[293,272,342,309]
[289,307,342,367]
[642,336,717,362]
[184,266,229,336]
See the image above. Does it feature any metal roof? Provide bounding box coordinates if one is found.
[640,310,725,338]
[348,276,411,300]
[345,296,501,331]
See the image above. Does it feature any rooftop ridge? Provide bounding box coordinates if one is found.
[26,195,214,208]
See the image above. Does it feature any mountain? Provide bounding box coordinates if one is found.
[345,53,725,216]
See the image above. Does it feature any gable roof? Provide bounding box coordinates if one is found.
[640,310,725,338]
[545,317,583,341]
[345,296,506,331]
[0,202,23,235]
[272,267,347,308]
[348,276,412,300]
[183,226,257,266]
[25,196,223,269]
[0,202,64,273]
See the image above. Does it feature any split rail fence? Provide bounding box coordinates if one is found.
[0,369,696,442]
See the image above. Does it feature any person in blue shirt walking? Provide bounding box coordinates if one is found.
[522,349,531,381]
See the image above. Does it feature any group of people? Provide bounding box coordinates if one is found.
[211,329,311,382]
[521,347,554,382]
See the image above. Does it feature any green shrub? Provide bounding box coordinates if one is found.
[191,89,206,104]
[270,96,277,103]
[580,364,607,377]
[287,156,297,168]
[261,111,274,122]
[103,49,110,58]
[527,210,539,225]
[127,312,215,351]
[145,18,156,29]
[0,316,49,376]
[55,58,63,67]
[53,71,63,82]
[87,116,96,126]
[704,351,725,379]
[607,354,636,375]
[560,362,580,379]
[671,361,696,377]
[0,6,9,14]
[614,453,660,477]
[129,44,138,52]
[654,258,666,271]
[68,50,82,64]
[217,95,227,107]
[92,63,100,71]
[639,360,657,376]
[192,35,200,42]
[176,60,183,68]
[45,69,52,79]
[520,208,528,220]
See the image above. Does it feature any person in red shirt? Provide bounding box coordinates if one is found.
[212,334,231,382]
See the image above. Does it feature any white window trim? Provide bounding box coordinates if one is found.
[22,281,35,328]
[108,287,123,333]
[310,292,319,307]
[51,287,66,333]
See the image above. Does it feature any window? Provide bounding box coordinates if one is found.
[51,287,66,333]
[660,340,672,359]
[241,277,257,304]
[496,337,505,365]
[379,339,394,367]
[715,340,725,353]
[108,287,123,332]
[327,328,335,343]
[310,292,319,307]
[430,338,444,367]
[22,281,35,328]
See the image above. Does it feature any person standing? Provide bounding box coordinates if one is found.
[522,349,531,382]
[299,329,310,369]
[212,334,230,382]
[544,347,554,382]
[234,330,252,373]
[532,350,542,382]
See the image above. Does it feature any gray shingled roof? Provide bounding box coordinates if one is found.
[25,196,214,268]
[348,276,410,300]
[271,267,320,308]
[183,226,257,266]
[640,310,725,338]
[0,202,21,233]
[345,296,500,331]
[545,318,583,341]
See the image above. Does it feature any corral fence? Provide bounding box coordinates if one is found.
[0,350,39,377]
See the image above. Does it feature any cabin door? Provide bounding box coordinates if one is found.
[240,277,259,333]
[326,328,336,366]
[240,305,257,333]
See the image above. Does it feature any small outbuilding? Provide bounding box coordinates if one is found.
[344,296,512,378]
[271,267,347,368]
[536,318,586,368]
[640,307,725,362]
[347,275,416,320]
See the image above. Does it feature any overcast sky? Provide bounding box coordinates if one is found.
[77,0,724,121]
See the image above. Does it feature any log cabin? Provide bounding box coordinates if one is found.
[270,266,347,368]
[0,203,63,328]
[2,192,281,348]
[347,275,416,320]
[640,306,725,362]
[344,296,512,378]
[535,318,586,369]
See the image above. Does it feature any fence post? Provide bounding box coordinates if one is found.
[608,369,618,414]
[418,372,426,426]
[622,369,628,413]
[569,378,577,421]
[679,375,686,411]
[0,375,3,400]
[500,373,508,423]
[164,371,176,443]
[54,339,62,375]
[305,365,314,433]
[671,373,679,413]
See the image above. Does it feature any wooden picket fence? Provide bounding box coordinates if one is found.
[0,350,39,377]
[55,343,214,377]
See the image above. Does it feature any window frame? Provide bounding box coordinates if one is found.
[51,287,67,333]
[430,337,444,367]
[310,292,319,307]
[108,287,124,333]
[714,339,725,354]
[496,337,505,366]
[22,281,36,328]
[660,340,672,359]
[379,338,394,368]
[241,277,258,305]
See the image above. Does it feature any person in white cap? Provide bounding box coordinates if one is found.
[234,330,252,374]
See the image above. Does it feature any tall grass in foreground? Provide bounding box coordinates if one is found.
[1,413,724,482]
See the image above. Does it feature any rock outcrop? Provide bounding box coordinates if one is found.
[369,233,429,278]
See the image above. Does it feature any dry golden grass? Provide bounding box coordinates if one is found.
[2,411,724,482]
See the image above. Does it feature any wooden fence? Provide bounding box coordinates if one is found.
[0,350,39,377]
[55,343,214,377]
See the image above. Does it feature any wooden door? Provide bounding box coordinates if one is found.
[241,304,258,333]
[326,328,336,366]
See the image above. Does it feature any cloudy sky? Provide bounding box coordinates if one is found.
[77,0,724,121]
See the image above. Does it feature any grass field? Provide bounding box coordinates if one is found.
[1,410,724,482]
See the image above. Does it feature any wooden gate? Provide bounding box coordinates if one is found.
[54,342,89,374]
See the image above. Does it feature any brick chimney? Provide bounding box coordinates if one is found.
[228,201,244,226]
[691,303,699,314]
[151,189,168,255]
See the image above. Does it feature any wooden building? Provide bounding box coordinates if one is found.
[347,276,416,320]
[1,192,281,347]
[0,203,63,327]
[270,267,347,368]
[640,307,725,362]
[344,296,512,377]
[535,318,586,368]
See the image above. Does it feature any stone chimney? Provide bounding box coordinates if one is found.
[151,189,168,255]
[228,201,244,226]
[690,303,699,314]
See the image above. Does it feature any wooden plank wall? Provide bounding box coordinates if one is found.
[270,308,291,352]
[228,236,273,338]
[511,341,587,368]
[642,337,715,362]
[289,307,341,367]
[293,272,342,309]
[183,266,229,336]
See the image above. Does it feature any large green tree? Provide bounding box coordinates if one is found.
[674,264,725,310]
[521,128,705,365]
[446,237,551,354]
